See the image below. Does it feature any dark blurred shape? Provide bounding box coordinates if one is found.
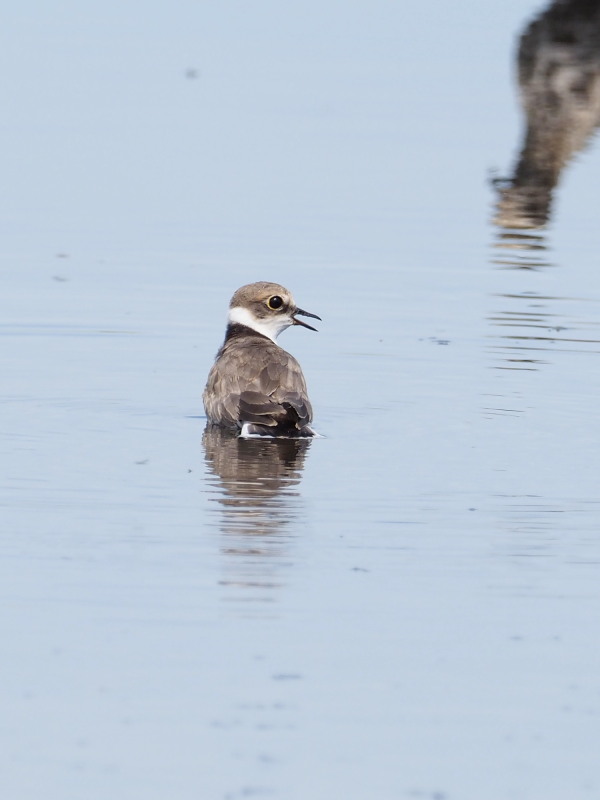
[202,424,310,538]
[494,0,600,231]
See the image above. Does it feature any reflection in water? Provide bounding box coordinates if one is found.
[486,290,600,375]
[490,228,553,271]
[493,0,600,262]
[202,425,311,603]
[488,2,600,400]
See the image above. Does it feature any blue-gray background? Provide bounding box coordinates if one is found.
[3,2,600,799]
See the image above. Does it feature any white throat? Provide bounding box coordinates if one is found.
[228,306,292,343]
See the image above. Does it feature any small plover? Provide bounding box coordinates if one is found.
[203,282,320,437]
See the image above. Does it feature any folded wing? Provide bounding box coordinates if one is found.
[204,337,313,435]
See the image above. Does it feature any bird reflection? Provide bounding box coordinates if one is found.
[202,425,311,600]
[493,0,600,257]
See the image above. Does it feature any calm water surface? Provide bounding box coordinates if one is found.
[2,2,600,799]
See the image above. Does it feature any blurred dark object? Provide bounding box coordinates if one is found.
[494,0,600,230]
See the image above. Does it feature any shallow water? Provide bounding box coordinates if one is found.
[3,2,600,799]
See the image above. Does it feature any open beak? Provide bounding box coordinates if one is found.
[292,307,321,332]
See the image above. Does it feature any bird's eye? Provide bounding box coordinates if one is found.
[267,295,284,310]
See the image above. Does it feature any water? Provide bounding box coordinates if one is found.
[3,2,600,798]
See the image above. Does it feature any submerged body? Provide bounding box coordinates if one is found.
[203,282,320,438]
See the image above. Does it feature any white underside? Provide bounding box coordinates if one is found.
[228,306,292,343]
[239,422,323,439]
[239,423,269,438]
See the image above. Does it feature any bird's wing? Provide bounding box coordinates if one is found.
[204,338,312,430]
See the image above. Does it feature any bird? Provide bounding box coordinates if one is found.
[203,282,320,438]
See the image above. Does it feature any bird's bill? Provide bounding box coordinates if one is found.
[292,307,321,332]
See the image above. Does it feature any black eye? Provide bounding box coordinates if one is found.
[268,295,284,310]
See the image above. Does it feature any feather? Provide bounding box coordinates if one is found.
[203,330,314,436]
